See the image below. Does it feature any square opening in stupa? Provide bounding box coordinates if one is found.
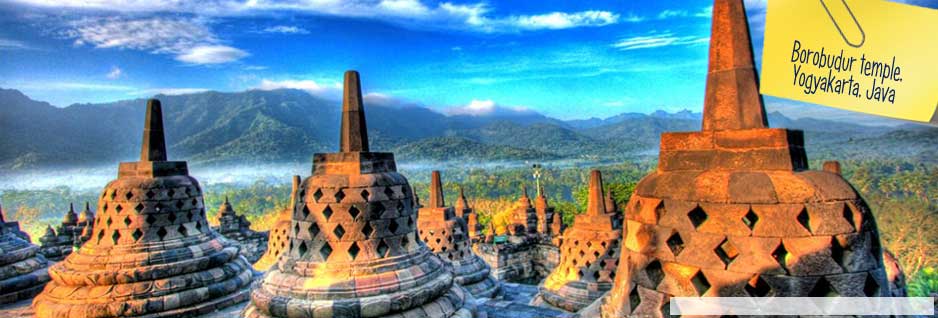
[31,100,257,318]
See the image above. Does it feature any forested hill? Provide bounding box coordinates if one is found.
[1,88,935,170]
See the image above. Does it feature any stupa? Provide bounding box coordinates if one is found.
[533,186,556,235]
[454,186,472,221]
[254,175,301,271]
[214,197,269,263]
[39,202,94,261]
[537,170,621,312]
[0,202,50,304]
[33,99,255,317]
[508,186,537,235]
[242,71,476,318]
[601,1,893,316]
[418,171,500,298]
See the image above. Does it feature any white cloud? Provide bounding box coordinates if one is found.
[378,0,431,17]
[695,6,713,18]
[612,33,709,51]
[0,38,34,50]
[175,45,249,64]
[106,66,122,79]
[133,88,211,96]
[261,25,309,34]
[13,81,136,91]
[64,17,248,65]
[14,0,623,33]
[509,11,619,30]
[445,99,531,116]
[255,78,342,98]
[657,10,688,19]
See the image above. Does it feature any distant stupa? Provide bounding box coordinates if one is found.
[253,175,301,271]
[242,71,477,318]
[418,171,500,298]
[601,1,893,317]
[537,170,621,312]
[33,99,254,317]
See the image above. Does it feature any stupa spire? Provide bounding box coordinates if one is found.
[429,170,445,208]
[701,0,767,131]
[455,185,469,210]
[288,175,300,208]
[586,170,606,216]
[140,99,168,161]
[340,70,369,152]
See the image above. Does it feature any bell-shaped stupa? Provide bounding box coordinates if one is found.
[242,71,476,318]
[508,186,537,236]
[538,170,621,312]
[0,202,51,304]
[601,1,892,316]
[418,171,500,298]
[33,99,255,317]
[254,175,301,271]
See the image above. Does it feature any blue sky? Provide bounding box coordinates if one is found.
[0,0,935,120]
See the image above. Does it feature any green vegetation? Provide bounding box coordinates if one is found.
[908,267,938,297]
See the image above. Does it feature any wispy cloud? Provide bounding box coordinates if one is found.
[133,88,211,96]
[105,66,122,79]
[175,45,248,64]
[13,81,136,91]
[254,78,342,98]
[13,0,624,33]
[64,17,248,65]
[657,6,712,19]
[261,25,309,34]
[612,33,709,51]
[507,11,619,30]
[0,38,35,50]
[444,99,531,116]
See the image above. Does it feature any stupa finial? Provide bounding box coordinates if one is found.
[429,170,445,208]
[701,0,767,131]
[140,99,168,161]
[586,170,606,216]
[340,70,369,152]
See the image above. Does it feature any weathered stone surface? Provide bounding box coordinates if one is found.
[0,206,50,306]
[243,71,476,318]
[254,176,301,272]
[537,170,621,313]
[213,197,269,264]
[600,1,894,316]
[32,99,254,318]
[418,171,500,299]
[38,202,94,261]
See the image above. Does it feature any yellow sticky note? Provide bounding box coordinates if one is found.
[761,0,938,122]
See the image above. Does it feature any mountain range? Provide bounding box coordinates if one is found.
[0,88,935,171]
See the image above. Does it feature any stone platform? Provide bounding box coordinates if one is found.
[0,283,577,318]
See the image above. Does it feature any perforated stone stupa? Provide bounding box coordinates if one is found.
[454,187,482,240]
[254,175,301,272]
[0,203,50,305]
[508,187,537,236]
[39,202,94,261]
[33,99,255,317]
[601,1,893,316]
[537,170,621,313]
[418,171,500,298]
[243,71,476,318]
[214,197,269,263]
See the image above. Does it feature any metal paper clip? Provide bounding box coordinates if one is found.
[820,0,866,48]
